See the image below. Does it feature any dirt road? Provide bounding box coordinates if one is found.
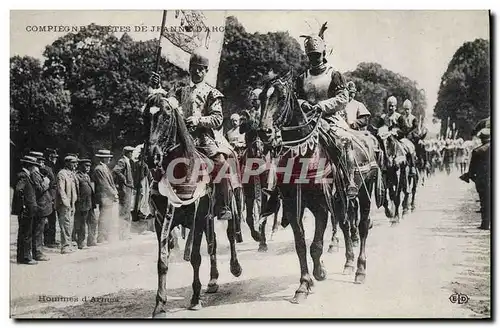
[10,171,490,318]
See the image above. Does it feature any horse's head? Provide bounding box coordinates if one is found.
[258,71,295,153]
[143,90,197,170]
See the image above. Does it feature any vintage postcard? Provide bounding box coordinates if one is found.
[9,10,491,319]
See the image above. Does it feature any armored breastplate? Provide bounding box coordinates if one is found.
[302,66,334,105]
[180,82,211,118]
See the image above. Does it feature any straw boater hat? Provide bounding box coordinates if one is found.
[20,155,42,166]
[29,151,45,162]
[64,155,78,163]
[123,146,135,152]
[94,149,114,158]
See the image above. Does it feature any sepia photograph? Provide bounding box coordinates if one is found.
[9,9,491,319]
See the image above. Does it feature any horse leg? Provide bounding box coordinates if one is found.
[288,201,313,304]
[244,184,261,242]
[258,218,268,252]
[227,219,242,277]
[270,200,281,238]
[308,199,328,281]
[355,184,372,284]
[152,211,172,318]
[335,196,355,274]
[188,216,205,310]
[411,174,418,212]
[233,187,243,243]
[328,212,339,253]
[402,176,410,216]
[349,199,360,247]
[205,218,219,294]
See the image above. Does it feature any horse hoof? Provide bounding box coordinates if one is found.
[354,273,366,284]
[290,291,308,304]
[327,245,339,253]
[402,209,408,216]
[235,232,243,243]
[352,239,359,247]
[230,261,242,277]
[152,311,167,318]
[313,267,327,281]
[188,302,203,311]
[206,282,219,294]
[411,205,416,212]
[343,266,355,275]
[250,231,261,242]
[258,244,268,252]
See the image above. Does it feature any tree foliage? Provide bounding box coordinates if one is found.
[218,16,308,116]
[345,62,427,123]
[434,38,490,138]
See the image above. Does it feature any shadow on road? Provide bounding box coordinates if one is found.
[12,274,302,318]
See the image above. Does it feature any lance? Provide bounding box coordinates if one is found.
[132,10,168,219]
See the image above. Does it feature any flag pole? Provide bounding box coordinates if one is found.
[132,10,168,220]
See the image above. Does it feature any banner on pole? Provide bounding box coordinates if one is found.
[159,10,227,87]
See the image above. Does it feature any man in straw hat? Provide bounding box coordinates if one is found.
[113,146,135,240]
[460,128,491,230]
[75,158,97,248]
[92,150,118,243]
[12,155,42,264]
[150,47,236,220]
[28,151,51,261]
[56,155,78,254]
[295,22,359,198]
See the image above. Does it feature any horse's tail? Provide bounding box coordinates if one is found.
[374,166,385,209]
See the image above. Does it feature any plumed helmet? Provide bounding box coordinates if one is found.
[190,47,210,67]
[347,81,357,93]
[403,99,412,109]
[387,96,397,106]
[301,22,328,55]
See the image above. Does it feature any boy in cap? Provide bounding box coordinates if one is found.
[344,81,371,130]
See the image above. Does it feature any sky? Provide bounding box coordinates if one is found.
[10,10,490,124]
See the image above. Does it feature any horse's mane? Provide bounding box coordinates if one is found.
[145,92,197,159]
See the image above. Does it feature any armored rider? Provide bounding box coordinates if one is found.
[151,48,233,221]
[295,23,357,198]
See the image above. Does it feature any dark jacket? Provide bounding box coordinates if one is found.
[32,170,53,217]
[112,157,134,209]
[11,170,37,217]
[41,165,56,208]
[468,142,490,188]
[75,170,95,211]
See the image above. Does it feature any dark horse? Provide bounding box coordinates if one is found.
[143,92,243,317]
[239,108,282,252]
[258,72,379,301]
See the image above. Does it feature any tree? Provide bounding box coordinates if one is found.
[218,16,308,118]
[10,56,71,155]
[345,62,427,123]
[434,38,490,138]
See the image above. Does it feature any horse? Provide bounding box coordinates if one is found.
[239,108,282,252]
[327,128,384,253]
[142,92,243,317]
[257,71,379,301]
